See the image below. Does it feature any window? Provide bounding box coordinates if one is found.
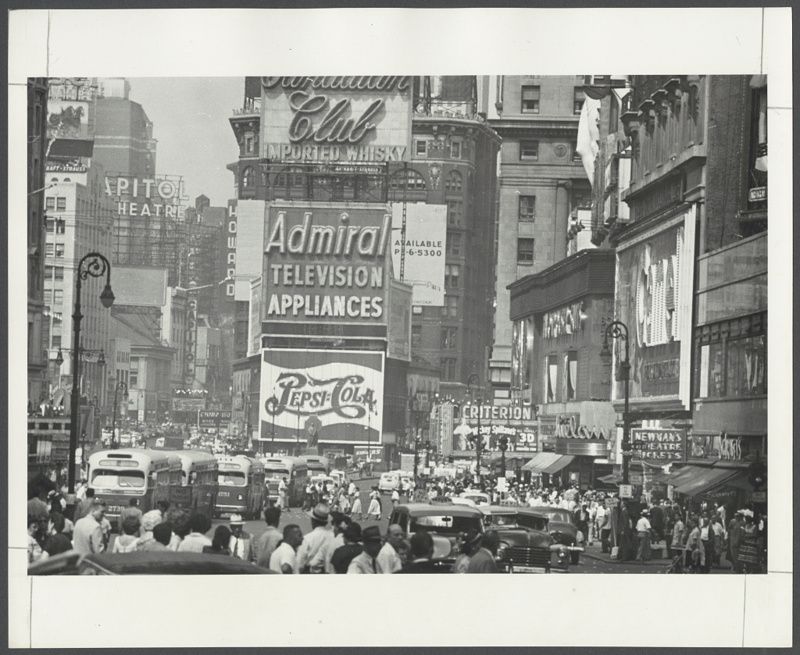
[56,197,67,211]
[564,351,578,400]
[244,133,255,154]
[411,324,422,349]
[443,295,459,318]
[446,200,463,226]
[445,170,463,194]
[45,266,64,280]
[55,244,65,258]
[446,231,462,256]
[241,167,254,188]
[45,197,55,210]
[441,358,457,382]
[415,140,427,156]
[445,264,461,288]
[545,354,559,403]
[52,289,63,305]
[55,219,65,234]
[519,195,536,222]
[574,87,586,114]
[441,327,458,350]
[521,85,540,114]
[389,168,426,192]
[520,140,539,161]
[450,141,461,159]
[698,336,766,398]
[517,238,535,264]
[46,220,54,233]
[45,243,54,257]
[51,335,61,349]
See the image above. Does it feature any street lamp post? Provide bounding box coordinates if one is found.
[601,320,631,485]
[111,380,127,449]
[466,373,481,484]
[68,253,114,499]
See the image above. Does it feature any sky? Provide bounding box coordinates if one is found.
[128,77,243,207]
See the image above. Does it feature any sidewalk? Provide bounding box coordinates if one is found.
[581,541,672,567]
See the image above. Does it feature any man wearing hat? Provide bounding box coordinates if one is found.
[295,503,334,573]
[347,525,384,574]
[228,514,255,562]
[635,508,653,561]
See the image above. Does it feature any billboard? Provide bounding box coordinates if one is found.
[260,76,412,163]
[247,276,262,357]
[630,428,686,462]
[47,99,91,140]
[264,204,390,324]
[613,207,696,408]
[390,203,447,306]
[452,404,539,453]
[259,349,384,446]
[104,175,189,219]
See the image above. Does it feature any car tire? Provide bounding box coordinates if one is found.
[571,551,580,565]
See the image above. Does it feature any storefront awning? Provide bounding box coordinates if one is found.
[672,466,741,497]
[522,452,574,474]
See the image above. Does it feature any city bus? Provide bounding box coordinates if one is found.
[164,450,218,520]
[87,448,177,526]
[214,455,265,519]
[300,455,330,475]
[263,456,308,508]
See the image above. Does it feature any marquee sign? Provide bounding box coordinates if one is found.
[104,175,189,219]
[260,76,412,163]
[259,349,384,446]
[264,204,389,323]
[631,428,686,462]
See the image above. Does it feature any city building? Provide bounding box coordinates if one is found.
[591,75,767,506]
[486,76,593,406]
[27,78,49,411]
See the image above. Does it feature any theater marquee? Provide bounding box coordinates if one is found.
[260,76,413,163]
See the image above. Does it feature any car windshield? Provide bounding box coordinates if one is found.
[411,515,482,535]
[535,509,571,523]
[516,514,549,531]
[218,471,247,486]
[264,468,289,478]
[91,469,145,489]
[490,513,519,526]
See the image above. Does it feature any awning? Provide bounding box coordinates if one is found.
[673,466,741,497]
[522,452,574,474]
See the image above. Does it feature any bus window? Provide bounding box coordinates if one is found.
[91,469,145,488]
[219,471,247,486]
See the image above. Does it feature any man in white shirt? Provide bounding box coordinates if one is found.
[177,513,212,553]
[228,514,255,562]
[270,524,303,574]
[635,509,653,561]
[347,526,384,574]
[376,523,405,574]
[295,504,334,573]
[391,488,400,508]
[72,500,107,555]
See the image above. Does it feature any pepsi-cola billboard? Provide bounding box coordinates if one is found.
[259,349,384,445]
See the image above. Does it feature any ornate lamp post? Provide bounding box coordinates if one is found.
[601,320,631,485]
[68,253,114,500]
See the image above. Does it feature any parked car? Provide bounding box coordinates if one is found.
[28,551,274,575]
[389,502,485,568]
[480,506,570,573]
[524,506,584,564]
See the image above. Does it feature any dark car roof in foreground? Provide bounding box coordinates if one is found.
[396,502,484,517]
[30,551,274,575]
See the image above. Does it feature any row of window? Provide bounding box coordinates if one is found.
[45,197,68,211]
[46,219,66,234]
[414,139,462,159]
[45,243,65,258]
[520,85,586,115]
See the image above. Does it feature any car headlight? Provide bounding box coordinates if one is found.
[497,542,509,559]
[237,494,244,500]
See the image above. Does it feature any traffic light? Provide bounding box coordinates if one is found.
[498,436,509,452]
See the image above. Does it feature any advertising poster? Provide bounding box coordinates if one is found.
[613,207,696,408]
[260,76,412,163]
[386,279,412,361]
[259,349,384,446]
[390,202,447,306]
[630,427,686,462]
[264,203,390,324]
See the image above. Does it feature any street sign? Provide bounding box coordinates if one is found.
[618,484,633,499]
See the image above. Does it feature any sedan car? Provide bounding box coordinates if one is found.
[524,506,584,564]
[28,551,274,575]
[480,506,570,573]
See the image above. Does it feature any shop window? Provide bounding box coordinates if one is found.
[517,238,535,264]
[519,195,536,222]
[574,87,586,114]
[520,140,539,161]
[521,85,540,114]
[446,200,463,226]
[545,354,559,403]
[564,351,578,400]
[445,170,463,194]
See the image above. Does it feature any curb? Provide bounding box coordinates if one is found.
[581,550,668,567]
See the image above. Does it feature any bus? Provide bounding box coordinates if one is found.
[263,456,308,508]
[300,455,330,475]
[164,450,218,520]
[87,448,177,525]
[214,455,265,519]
